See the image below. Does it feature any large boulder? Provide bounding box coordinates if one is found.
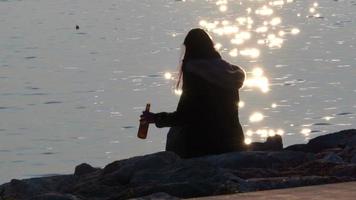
[101,151,181,185]
[196,150,314,169]
[285,129,356,153]
[0,176,76,200]
[74,163,99,177]
[29,193,81,200]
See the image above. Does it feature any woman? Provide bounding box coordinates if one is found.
[141,28,246,158]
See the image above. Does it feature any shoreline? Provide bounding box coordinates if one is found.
[1,129,356,200]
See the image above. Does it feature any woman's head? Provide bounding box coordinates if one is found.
[176,28,221,89]
[183,28,221,61]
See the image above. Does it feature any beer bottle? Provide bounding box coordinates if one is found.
[137,103,151,139]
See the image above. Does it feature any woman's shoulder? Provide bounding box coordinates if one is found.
[185,58,244,74]
[184,58,245,89]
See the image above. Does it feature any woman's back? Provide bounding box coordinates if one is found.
[173,58,245,157]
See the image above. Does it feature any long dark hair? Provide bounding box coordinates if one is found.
[176,28,221,89]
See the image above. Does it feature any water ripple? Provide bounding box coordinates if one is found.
[44,101,63,104]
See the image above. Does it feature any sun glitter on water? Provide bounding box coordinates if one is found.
[244,67,270,93]
[199,0,303,60]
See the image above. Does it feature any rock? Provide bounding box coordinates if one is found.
[284,129,356,153]
[103,151,180,175]
[351,155,356,164]
[0,175,76,200]
[124,162,243,198]
[197,150,314,170]
[30,192,81,200]
[249,135,283,151]
[101,151,180,185]
[74,163,98,176]
[307,129,356,153]
[284,144,309,152]
[338,146,355,161]
[230,168,280,179]
[313,148,344,162]
[330,164,356,177]
[2,130,356,200]
[288,160,341,176]
[321,153,344,164]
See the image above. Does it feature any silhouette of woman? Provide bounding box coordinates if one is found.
[140,28,246,158]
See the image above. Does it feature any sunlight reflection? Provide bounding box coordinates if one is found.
[247,129,285,139]
[256,26,268,33]
[323,116,334,121]
[238,101,245,108]
[244,67,270,93]
[255,6,274,16]
[216,0,228,12]
[301,128,311,136]
[249,112,264,123]
[199,0,306,60]
[219,5,227,12]
[270,0,284,6]
[164,72,172,80]
[277,129,285,136]
[214,42,222,50]
[270,17,281,26]
[244,138,252,145]
[229,48,238,57]
[291,28,300,35]
[239,48,260,58]
[257,129,269,138]
[174,89,183,96]
[246,130,253,136]
[308,2,321,18]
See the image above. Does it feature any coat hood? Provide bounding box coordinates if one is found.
[185,59,245,89]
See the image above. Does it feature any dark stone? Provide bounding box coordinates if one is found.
[196,150,314,170]
[231,168,280,179]
[30,192,81,200]
[74,163,98,176]
[2,130,356,200]
[330,164,356,177]
[250,135,283,151]
[101,151,180,185]
[351,155,356,164]
[284,144,309,152]
[284,129,356,153]
[321,153,344,164]
[307,129,356,153]
[103,151,180,175]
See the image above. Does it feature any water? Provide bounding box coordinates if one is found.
[0,0,355,183]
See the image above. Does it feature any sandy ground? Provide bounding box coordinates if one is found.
[192,182,356,200]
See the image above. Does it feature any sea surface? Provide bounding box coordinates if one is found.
[0,0,355,183]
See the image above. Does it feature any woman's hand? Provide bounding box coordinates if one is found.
[140,111,155,124]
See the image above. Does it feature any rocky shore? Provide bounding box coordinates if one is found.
[1,129,356,200]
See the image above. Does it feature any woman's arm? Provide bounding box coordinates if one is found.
[154,111,180,128]
[140,92,197,128]
[140,110,187,128]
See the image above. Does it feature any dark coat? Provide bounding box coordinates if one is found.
[154,58,245,158]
